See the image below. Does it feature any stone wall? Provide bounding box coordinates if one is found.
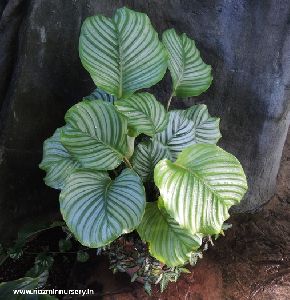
[0,0,289,239]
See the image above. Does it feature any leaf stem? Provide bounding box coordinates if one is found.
[123,157,133,169]
[166,92,174,111]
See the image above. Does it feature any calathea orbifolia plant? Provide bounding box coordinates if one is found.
[40,7,247,287]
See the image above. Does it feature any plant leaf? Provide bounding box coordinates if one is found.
[79,7,167,98]
[144,282,152,296]
[131,140,169,181]
[0,277,38,299]
[61,100,128,170]
[83,87,116,103]
[115,93,168,136]
[58,239,72,252]
[153,110,196,160]
[163,29,212,97]
[39,127,80,189]
[131,110,194,180]
[154,144,248,235]
[137,200,202,267]
[60,169,146,247]
[77,250,90,263]
[132,106,221,180]
[182,104,221,144]
[26,268,49,289]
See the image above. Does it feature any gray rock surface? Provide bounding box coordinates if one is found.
[0,0,289,239]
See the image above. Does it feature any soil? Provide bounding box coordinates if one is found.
[0,129,289,300]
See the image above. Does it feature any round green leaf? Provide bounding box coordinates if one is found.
[61,100,128,170]
[154,144,248,235]
[163,29,212,97]
[39,127,80,190]
[115,93,168,136]
[79,7,167,98]
[60,169,146,248]
[137,200,202,267]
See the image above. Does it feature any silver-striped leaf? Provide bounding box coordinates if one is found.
[182,104,221,144]
[154,110,196,160]
[83,87,116,103]
[39,127,80,190]
[132,106,221,180]
[115,93,168,136]
[61,100,128,170]
[154,144,248,235]
[137,199,202,266]
[162,29,212,97]
[60,169,146,248]
[131,110,195,180]
[79,7,167,98]
[131,140,169,181]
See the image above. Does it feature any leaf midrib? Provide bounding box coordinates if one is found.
[173,161,232,206]
[70,126,126,160]
[104,180,113,232]
[112,18,123,98]
[173,34,186,94]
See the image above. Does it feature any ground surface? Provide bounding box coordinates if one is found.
[0,129,289,299]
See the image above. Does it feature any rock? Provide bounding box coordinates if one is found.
[0,0,289,239]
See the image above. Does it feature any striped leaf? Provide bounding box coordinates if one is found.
[137,200,202,266]
[84,87,116,103]
[154,144,248,235]
[182,104,221,144]
[132,106,221,180]
[61,100,128,170]
[79,7,167,98]
[39,127,80,190]
[60,169,146,248]
[115,93,168,136]
[163,29,212,97]
[131,140,169,181]
[126,135,135,159]
[154,110,196,160]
